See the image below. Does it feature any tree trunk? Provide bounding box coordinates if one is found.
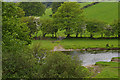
[76,32,78,38]
[90,34,93,38]
[43,33,46,37]
[66,28,71,38]
[66,34,70,38]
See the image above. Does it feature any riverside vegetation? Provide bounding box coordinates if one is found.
[2,2,119,79]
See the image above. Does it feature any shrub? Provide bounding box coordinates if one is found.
[2,46,37,79]
[38,52,91,78]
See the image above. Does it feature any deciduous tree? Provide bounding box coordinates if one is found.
[86,19,103,38]
[53,2,83,38]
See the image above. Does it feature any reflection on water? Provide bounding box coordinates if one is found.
[63,50,119,66]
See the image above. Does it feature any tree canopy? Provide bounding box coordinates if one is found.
[52,2,63,14]
[39,52,90,78]
[19,2,46,16]
[53,2,83,38]
[2,2,31,50]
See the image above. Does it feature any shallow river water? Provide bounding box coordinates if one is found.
[63,50,120,66]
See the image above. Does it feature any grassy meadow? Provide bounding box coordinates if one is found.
[84,2,118,23]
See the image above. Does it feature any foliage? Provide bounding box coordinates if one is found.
[2,2,34,79]
[30,42,48,62]
[19,2,46,16]
[111,20,120,36]
[2,2,25,19]
[73,19,85,37]
[37,6,118,38]
[2,47,37,79]
[52,2,63,14]
[39,18,57,37]
[86,19,106,38]
[39,52,90,78]
[20,16,40,37]
[104,24,114,37]
[40,8,53,19]
[53,2,83,38]
[2,19,32,52]
[2,2,31,51]
[42,2,52,8]
[56,30,66,37]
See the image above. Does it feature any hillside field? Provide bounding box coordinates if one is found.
[84,2,118,23]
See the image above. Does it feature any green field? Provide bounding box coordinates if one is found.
[30,38,118,50]
[29,39,57,50]
[84,2,118,23]
[94,61,119,78]
[59,38,118,49]
[79,2,92,8]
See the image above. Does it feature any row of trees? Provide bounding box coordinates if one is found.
[33,2,119,38]
[8,2,119,39]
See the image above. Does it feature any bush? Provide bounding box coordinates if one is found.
[38,52,91,78]
[2,46,37,79]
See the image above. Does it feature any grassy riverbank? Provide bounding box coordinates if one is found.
[59,38,118,49]
[94,61,119,78]
[30,38,118,50]
[87,57,120,78]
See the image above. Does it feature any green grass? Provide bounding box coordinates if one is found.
[59,38,118,49]
[112,57,120,59]
[29,39,58,50]
[94,61,119,78]
[84,2,118,23]
[30,38,118,50]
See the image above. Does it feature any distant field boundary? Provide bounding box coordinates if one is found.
[81,2,100,9]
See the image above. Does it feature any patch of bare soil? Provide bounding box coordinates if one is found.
[53,45,66,51]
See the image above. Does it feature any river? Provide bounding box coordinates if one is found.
[63,50,120,66]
